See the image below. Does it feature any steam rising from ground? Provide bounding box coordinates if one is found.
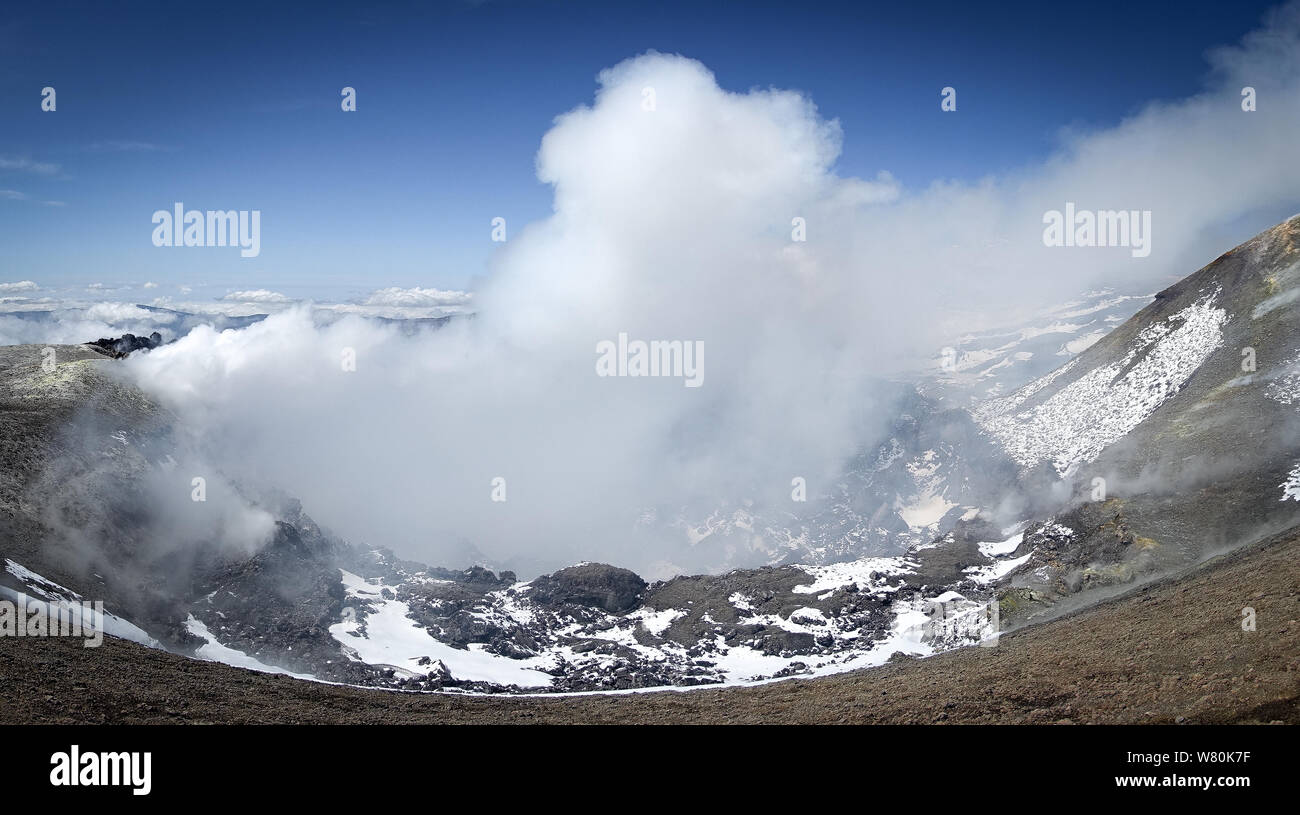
[111,8,1300,574]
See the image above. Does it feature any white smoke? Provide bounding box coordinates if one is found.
[119,9,1300,574]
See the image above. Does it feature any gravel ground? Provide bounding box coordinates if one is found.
[1,526,1296,725]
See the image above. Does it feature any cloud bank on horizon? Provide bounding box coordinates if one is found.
[11,4,1300,574]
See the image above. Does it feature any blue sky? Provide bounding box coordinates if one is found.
[0,0,1284,301]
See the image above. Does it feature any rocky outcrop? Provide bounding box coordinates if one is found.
[528,563,647,613]
[87,332,164,357]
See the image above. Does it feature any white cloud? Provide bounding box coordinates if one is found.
[83,302,177,326]
[83,140,171,153]
[362,286,473,308]
[0,156,60,175]
[0,280,38,293]
[221,289,292,303]
[146,299,279,318]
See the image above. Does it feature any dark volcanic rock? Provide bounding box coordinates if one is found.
[87,332,164,357]
[189,521,359,680]
[529,563,647,613]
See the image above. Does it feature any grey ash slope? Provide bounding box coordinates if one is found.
[977,215,1300,482]
[0,344,365,677]
[0,343,184,633]
[973,215,1300,624]
[1,217,1299,694]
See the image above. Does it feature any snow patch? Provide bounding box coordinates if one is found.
[185,615,315,679]
[965,552,1033,584]
[977,532,1024,558]
[2,559,161,649]
[792,556,915,595]
[1282,464,1300,502]
[331,570,554,687]
[975,290,1228,476]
